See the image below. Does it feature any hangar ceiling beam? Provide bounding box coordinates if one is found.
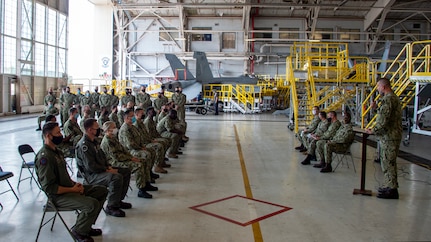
[363,0,395,31]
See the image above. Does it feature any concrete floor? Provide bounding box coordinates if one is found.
[0,112,431,242]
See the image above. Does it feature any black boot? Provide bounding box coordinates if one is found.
[295,144,304,150]
[301,155,312,165]
[320,163,333,173]
[144,182,158,191]
[299,147,307,153]
[377,188,399,199]
[35,125,42,131]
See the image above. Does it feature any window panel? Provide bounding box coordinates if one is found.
[3,36,17,74]
[280,28,299,39]
[159,27,179,41]
[21,0,33,39]
[47,45,56,77]
[47,8,57,45]
[192,27,212,41]
[58,14,67,48]
[58,48,66,76]
[35,3,46,42]
[254,28,272,39]
[35,43,45,76]
[4,0,17,37]
[222,32,235,49]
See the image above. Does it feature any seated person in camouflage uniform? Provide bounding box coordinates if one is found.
[80,105,92,133]
[157,110,183,158]
[97,106,110,128]
[118,109,159,195]
[64,107,84,147]
[76,118,132,218]
[134,107,170,174]
[36,101,59,131]
[117,101,134,127]
[109,105,121,128]
[100,121,153,199]
[296,106,320,152]
[316,112,355,173]
[35,122,108,242]
[301,111,337,165]
[144,107,172,156]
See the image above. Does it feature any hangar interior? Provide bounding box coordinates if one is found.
[1,0,431,241]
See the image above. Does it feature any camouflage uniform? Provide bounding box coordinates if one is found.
[307,120,341,157]
[316,122,354,164]
[298,115,320,145]
[144,116,171,151]
[100,134,147,189]
[134,119,166,166]
[153,96,168,121]
[172,92,187,121]
[121,94,135,107]
[110,94,119,107]
[118,123,153,182]
[109,112,121,128]
[37,105,59,128]
[158,110,168,123]
[90,91,100,118]
[304,119,329,151]
[157,115,180,155]
[60,92,76,125]
[99,93,111,110]
[80,95,93,117]
[98,113,110,128]
[372,92,402,189]
[64,119,83,147]
[136,91,152,110]
[44,93,56,106]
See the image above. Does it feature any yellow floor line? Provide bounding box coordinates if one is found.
[234,124,263,242]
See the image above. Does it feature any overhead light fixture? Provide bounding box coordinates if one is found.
[245,39,256,42]
[309,39,321,42]
[175,37,186,41]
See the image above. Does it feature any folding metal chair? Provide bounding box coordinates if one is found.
[332,143,356,173]
[0,166,19,210]
[35,194,79,241]
[17,144,41,189]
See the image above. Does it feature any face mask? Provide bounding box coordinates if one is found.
[66,90,70,94]
[131,116,137,123]
[111,90,115,95]
[49,91,53,95]
[104,111,109,116]
[96,128,101,137]
[327,118,332,123]
[141,89,145,93]
[74,113,80,119]
[49,104,53,108]
[51,135,63,145]
[112,128,118,136]
[104,90,108,94]
[175,90,180,93]
[77,90,81,95]
[86,93,90,97]
[312,110,317,115]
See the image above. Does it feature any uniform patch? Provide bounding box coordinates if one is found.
[82,145,88,152]
[40,158,48,165]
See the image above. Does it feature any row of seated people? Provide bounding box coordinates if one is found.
[34,104,188,242]
[294,106,355,173]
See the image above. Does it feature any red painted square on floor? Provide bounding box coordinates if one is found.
[189,195,292,226]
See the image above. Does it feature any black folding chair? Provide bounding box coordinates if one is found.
[17,144,41,189]
[35,193,79,241]
[0,166,19,210]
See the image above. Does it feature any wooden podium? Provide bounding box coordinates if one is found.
[352,127,373,196]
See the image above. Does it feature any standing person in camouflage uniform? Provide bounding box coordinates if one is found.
[316,112,355,173]
[157,110,183,158]
[296,106,320,152]
[36,101,59,131]
[121,88,135,108]
[134,108,170,174]
[118,109,159,196]
[101,121,153,199]
[75,88,84,118]
[80,91,93,117]
[64,107,84,147]
[172,87,187,121]
[136,86,152,110]
[44,87,57,106]
[144,107,171,153]
[60,86,76,127]
[109,88,119,107]
[301,111,341,165]
[153,92,168,121]
[301,111,331,165]
[90,86,100,118]
[366,77,402,199]
[35,122,108,241]
[99,87,111,111]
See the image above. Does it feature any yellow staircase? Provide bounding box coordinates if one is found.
[362,40,431,129]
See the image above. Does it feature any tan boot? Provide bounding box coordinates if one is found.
[154,166,168,174]
[161,161,171,168]
[168,153,178,159]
